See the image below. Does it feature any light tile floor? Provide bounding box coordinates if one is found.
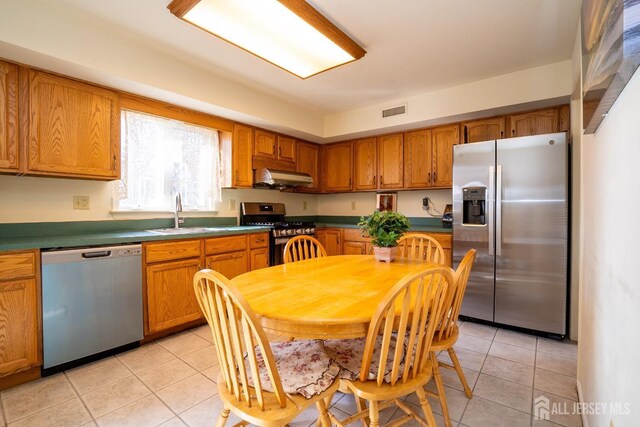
[0,320,580,427]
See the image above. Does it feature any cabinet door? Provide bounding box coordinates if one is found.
[25,70,120,179]
[296,142,319,192]
[353,137,377,191]
[322,142,353,192]
[232,124,253,188]
[146,258,203,334]
[250,247,270,270]
[322,229,342,256]
[0,60,18,172]
[462,117,506,143]
[559,104,570,133]
[277,135,296,162]
[254,129,276,159]
[206,251,248,279]
[431,124,460,188]
[404,129,432,189]
[343,241,366,255]
[509,108,559,137]
[0,278,39,376]
[378,133,403,189]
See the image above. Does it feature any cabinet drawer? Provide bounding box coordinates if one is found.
[249,233,269,249]
[0,251,36,281]
[145,240,201,263]
[342,228,370,243]
[205,235,247,255]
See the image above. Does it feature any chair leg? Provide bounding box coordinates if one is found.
[355,396,370,427]
[415,387,438,427]
[447,347,472,398]
[431,352,452,427]
[316,399,332,427]
[216,405,230,427]
[368,400,380,427]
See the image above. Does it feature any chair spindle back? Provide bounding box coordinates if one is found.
[283,235,327,263]
[397,233,445,264]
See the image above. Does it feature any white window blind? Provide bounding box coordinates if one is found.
[113,110,223,211]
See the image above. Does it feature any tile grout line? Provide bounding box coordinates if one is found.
[63,370,96,424]
[0,394,6,427]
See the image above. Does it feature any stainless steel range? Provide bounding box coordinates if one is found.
[240,202,316,265]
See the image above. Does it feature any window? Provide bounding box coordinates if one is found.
[113,110,223,211]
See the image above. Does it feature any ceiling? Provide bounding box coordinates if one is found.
[34,0,580,115]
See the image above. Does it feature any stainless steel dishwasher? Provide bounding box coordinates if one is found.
[41,244,143,371]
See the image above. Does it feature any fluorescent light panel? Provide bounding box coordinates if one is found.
[168,0,365,78]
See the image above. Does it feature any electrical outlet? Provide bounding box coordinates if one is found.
[229,199,236,210]
[351,201,356,210]
[73,196,90,210]
[303,201,308,211]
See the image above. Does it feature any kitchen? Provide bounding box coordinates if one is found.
[0,0,638,426]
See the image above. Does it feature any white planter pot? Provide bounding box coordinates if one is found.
[373,246,398,263]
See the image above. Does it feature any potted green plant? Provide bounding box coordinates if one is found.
[358,210,411,262]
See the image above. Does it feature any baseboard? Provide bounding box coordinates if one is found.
[577,378,589,427]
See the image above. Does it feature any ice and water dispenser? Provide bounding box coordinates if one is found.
[462,187,487,225]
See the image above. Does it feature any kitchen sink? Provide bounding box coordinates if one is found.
[146,227,224,235]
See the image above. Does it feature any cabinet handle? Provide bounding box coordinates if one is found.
[463,126,468,144]
[373,176,376,185]
[500,130,504,138]
[380,175,383,185]
[433,172,437,183]
[272,144,276,154]
[279,146,282,157]
[512,129,515,137]
[112,154,117,169]
[428,172,431,184]
[349,177,352,188]
[254,239,265,243]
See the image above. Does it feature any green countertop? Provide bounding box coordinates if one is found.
[0,215,451,252]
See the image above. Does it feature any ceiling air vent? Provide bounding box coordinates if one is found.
[382,104,407,118]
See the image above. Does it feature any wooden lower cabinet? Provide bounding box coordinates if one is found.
[146,258,203,334]
[0,250,40,379]
[316,229,342,256]
[250,247,270,270]
[206,251,248,279]
[343,241,373,255]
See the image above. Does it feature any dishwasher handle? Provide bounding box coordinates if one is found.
[82,250,112,259]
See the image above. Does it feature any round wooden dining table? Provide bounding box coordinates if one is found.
[231,255,441,339]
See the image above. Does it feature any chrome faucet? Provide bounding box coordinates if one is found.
[174,193,184,229]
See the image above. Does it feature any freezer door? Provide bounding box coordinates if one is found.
[495,133,568,334]
[453,140,495,322]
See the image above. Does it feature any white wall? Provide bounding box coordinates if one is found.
[578,68,640,426]
[316,189,451,219]
[324,60,572,140]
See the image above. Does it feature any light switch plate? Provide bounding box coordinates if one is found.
[229,199,236,210]
[73,196,90,210]
[303,201,308,210]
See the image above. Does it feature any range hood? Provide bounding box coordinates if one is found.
[254,168,313,188]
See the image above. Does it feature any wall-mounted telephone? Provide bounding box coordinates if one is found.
[422,197,429,209]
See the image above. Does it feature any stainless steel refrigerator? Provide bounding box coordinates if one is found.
[453,133,568,335]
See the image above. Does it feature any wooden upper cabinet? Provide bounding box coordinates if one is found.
[559,104,570,133]
[509,108,559,138]
[22,69,120,180]
[232,124,253,188]
[378,133,403,189]
[254,129,276,159]
[0,60,18,173]
[322,142,353,192]
[277,135,296,162]
[431,124,460,188]
[404,129,432,189]
[462,117,506,143]
[353,137,377,191]
[296,141,319,192]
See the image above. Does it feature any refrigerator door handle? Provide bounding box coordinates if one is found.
[496,164,503,256]
[488,165,495,256]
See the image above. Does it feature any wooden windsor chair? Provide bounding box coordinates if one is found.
[193,269,339,427]
[283,235,327,263]
[397,233,445,264]
[428,249,477,427]
[323,266,453,427]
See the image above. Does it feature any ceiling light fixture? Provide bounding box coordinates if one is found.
[167,0,366,79]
